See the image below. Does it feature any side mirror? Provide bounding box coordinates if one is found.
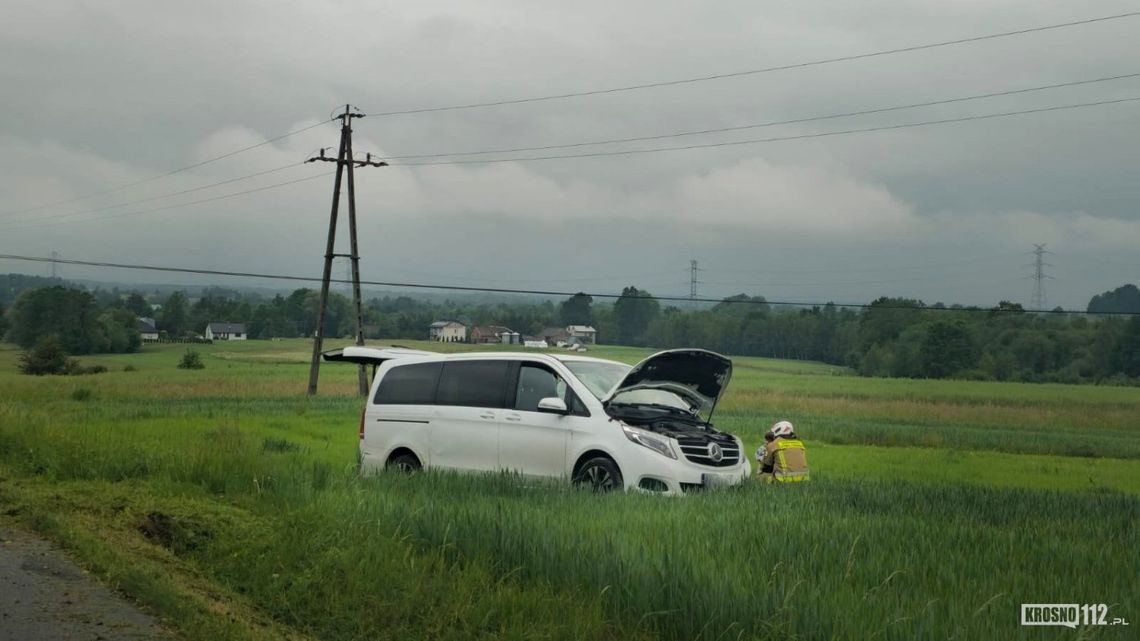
[536,397,569,415]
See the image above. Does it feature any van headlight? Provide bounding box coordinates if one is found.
[621,425,677,459]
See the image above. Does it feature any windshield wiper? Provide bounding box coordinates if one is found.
[610,401,693,415]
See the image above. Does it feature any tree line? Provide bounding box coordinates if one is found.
[641,296,1139,384]
[2,277,1138,384]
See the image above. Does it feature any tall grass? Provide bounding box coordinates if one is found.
[301,472,1135,641]
[2,408,1136,640]
[1,340,1137,640]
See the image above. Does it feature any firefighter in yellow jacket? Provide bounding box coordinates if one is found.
[756,420,810,483]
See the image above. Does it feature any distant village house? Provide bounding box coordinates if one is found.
[540,327,571,346]
[429,320,467,342]
[566,325,597,344]
[470,325,521,345]
[541,326,597,346]
[137,317,159,341]
[205,322,247,341]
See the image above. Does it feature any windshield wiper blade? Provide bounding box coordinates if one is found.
[611,401,692,414]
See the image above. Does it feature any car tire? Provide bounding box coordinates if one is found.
[386,452,421,474]
[573,456,623,492]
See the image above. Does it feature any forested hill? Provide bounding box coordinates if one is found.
[0,274,64,306]
[1088,284,1140,314]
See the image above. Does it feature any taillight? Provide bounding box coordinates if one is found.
[358,409,366,441]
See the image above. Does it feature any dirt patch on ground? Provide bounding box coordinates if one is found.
[138,512,212,557]
[0,527,171,641]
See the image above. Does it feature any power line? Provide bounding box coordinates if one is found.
[0,162,305,225]
[390,96,1140,166]
[377,266,684,284]
[9,99,1136,232]
[19,74,1128,230]
[699,266,1002,288]
[1064,255,1140,269]
[382,71,1140,159]
[0,172,332,231]
[8,73,1135,229]
[701,256,1016,275]
[0,119,333,217]
[22,96,1133,231]
[364,11,1140,117]
[0,253,1131,315]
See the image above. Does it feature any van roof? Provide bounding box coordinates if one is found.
[322,346,621,367]
[417,351,617,366]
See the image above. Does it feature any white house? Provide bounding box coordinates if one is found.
[566,325,597,344]
[137,317,159,341]
[206,322,247,341]
[429,320,467,342]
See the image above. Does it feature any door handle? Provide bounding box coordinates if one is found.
[504,414,521,422]
[480,412,496,420]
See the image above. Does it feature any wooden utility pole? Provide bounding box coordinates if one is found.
[306,105,387,396]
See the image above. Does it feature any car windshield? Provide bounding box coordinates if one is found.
[563,360,630,399]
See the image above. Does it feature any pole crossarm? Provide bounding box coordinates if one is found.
[305,149,389,167]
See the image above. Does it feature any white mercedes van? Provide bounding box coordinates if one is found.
[323,347,750,494]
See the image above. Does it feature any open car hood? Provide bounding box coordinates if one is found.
[602,349,732,419]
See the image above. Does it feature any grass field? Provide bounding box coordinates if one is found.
[0,339,1136,640]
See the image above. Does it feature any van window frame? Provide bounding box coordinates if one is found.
[372,361,443,405]
[507,361,590,417]
[435,359,513,409]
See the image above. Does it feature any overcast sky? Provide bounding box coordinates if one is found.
[2,0,1139,310]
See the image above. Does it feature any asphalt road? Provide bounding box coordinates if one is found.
[0,527,170,641]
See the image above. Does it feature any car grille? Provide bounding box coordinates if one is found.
[676,435,740,467]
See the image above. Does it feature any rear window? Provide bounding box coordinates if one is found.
[374,362,442,405]
[436,361,510,408]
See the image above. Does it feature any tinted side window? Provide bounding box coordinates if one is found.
[436,361,510,408]
[374,362,442,405]
[514,364,590,417]
[514,364,565,412]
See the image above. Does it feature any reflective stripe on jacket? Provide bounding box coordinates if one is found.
[761,438,809,482]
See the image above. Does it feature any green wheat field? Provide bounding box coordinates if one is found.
[0,339,1136,641]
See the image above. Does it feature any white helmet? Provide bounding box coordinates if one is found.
[768,420,795,439]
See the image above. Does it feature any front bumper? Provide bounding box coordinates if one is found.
[618,441,751,495]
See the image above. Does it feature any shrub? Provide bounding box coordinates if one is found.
[71,388,94,401]
[72,364,108,375]
[123,364,137,372]
[18,336,78,376]
[178,349,205,370]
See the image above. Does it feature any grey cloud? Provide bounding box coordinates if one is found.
[2,0,1139,310]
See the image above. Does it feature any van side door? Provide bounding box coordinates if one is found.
[430,360,511,472]
[498,362,588,479]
